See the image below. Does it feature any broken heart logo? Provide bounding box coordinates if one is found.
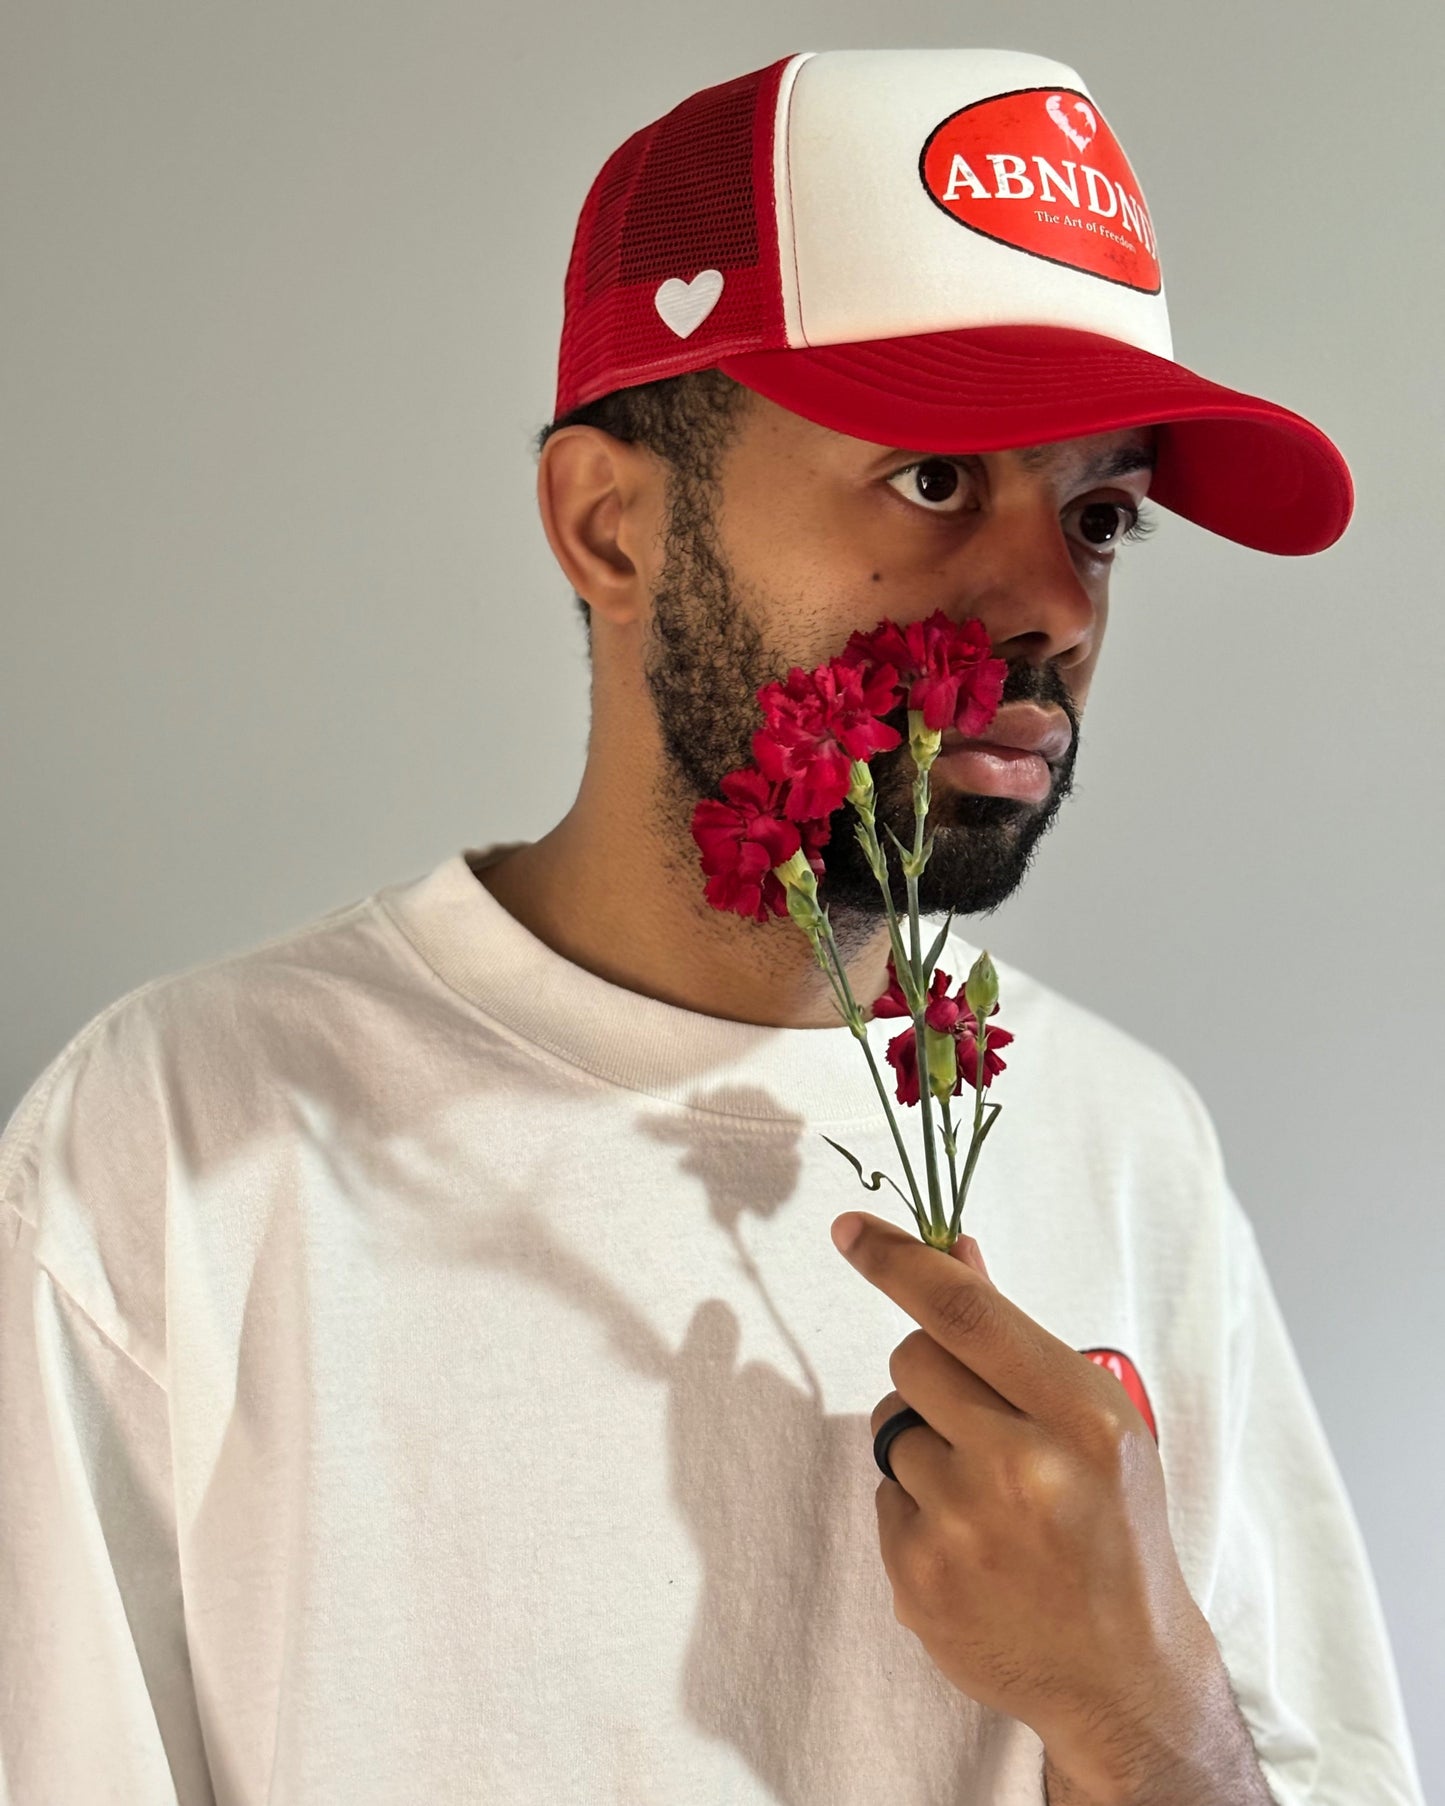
[1046,92,1097,153]
[919,86,1161,293]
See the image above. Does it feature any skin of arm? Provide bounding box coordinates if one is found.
[1039,1666,1279,1806]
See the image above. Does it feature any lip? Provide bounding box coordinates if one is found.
[932,743,1052,803]
[940,704,1072,763]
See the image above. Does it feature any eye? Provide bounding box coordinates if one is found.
[885,457,975,514]
[1066,497,1154,553]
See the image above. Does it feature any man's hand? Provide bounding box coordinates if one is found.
[833,1209,1257,1803]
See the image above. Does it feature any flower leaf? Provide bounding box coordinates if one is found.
[977,1100,1003,1141]
[820,1135,913,1207]
[923,907,956,981]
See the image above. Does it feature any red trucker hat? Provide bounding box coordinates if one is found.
[553,49,1353,556]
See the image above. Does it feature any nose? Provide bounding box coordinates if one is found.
[952,489,1099,671]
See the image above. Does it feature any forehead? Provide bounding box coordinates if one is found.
[739,390,1156,478]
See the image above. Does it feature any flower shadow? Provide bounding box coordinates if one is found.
[439,1081,1032,1802]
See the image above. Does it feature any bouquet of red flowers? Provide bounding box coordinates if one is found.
[690,609,1017,1253]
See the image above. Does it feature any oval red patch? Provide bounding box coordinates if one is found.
[919,87,1161,294]
[1079,1346,1158,1442]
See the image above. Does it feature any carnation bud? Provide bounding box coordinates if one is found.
[845,758,875,815]
[907,708,942,773]
[773,848,815,894]
[774,848,826,935]
[784,879,826,938]
[964,950,999,1021]
[924,1024,958,1102]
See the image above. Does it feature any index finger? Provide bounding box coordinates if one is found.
[833,1209,1087,1421]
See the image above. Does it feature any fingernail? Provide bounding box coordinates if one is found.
[831,1213,863,1255]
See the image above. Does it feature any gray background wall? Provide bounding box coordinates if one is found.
[4,0,1440,1793]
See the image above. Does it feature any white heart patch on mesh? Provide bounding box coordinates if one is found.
[654,270,725,339]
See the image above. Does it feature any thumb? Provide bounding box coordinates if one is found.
[948,1232,993,1286]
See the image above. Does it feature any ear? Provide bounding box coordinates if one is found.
[535,427,660,630]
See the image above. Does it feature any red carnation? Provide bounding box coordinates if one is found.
[839,607,1007,738]
[685,610,1018,1248]
[884,1025,925,1108]
[690,766,831,923]
[871,952,1013,1106]
[752,656,903,821]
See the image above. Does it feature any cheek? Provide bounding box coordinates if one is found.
[720,497,892,640]
[1072,596,1108,703]
[710,485,822,611]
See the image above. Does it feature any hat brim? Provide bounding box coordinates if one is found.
[716,325,1353,556]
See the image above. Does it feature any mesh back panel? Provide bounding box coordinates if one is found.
[586,82,759,298]
[555,55,795,417]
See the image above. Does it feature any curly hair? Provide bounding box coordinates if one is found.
[532,368,754,657]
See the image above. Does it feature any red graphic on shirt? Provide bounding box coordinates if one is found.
[1079,1347,1158,1443]
[919,86,1161,294]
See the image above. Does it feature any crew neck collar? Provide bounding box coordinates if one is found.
[376,842,989,1125]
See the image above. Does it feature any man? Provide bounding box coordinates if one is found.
[0,47,1425,1806]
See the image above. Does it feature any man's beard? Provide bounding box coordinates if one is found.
[640,470,1081,956]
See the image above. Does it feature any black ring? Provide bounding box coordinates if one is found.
[873,1404,928,1481]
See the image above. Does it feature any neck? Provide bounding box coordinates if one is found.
[476,760,900,1031]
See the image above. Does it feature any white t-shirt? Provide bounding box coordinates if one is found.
[0,842,1425,1806]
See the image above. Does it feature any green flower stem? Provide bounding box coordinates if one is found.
[778,735,991,1252]
[940,1091,960,1226]
[855,1028,931,1242]
[808,913,929,1238]
[850,808,921,1011]
[948,1017,992,1243]
[904,761,948,1246]
[974,1014,988,1133]
[808,922,858,1028]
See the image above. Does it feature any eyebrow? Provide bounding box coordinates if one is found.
[875,440,1157,481]
[1017,441,1157,482]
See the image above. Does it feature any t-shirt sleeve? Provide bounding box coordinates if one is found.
[1207,1182,1426,1806]
[0,1034,216,1805]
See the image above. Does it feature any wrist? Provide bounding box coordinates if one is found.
[1041,1613,1243,1805]
[1042,1679,1275,1806]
